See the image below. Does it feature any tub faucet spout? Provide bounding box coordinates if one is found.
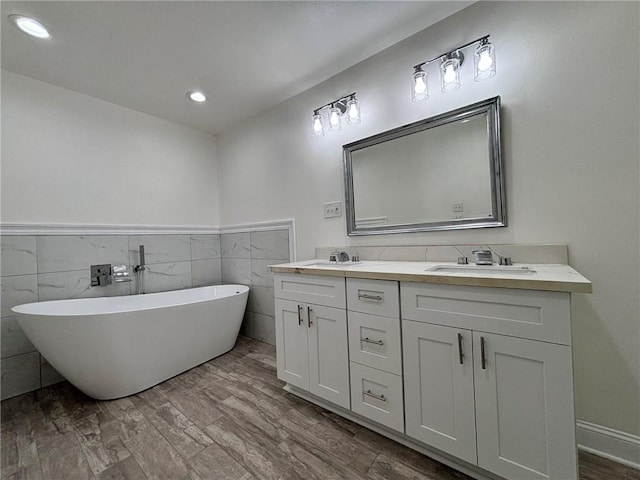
[134,245,146,294]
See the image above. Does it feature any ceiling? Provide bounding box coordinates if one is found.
[1,1,472,135]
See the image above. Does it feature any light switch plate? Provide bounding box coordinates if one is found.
[324,201,342,218]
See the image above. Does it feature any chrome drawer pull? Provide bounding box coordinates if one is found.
[360,337,384,346]
[480,336,487,370]
[358,293,383,302]
[364,390,386,402]
[457,333,464,365]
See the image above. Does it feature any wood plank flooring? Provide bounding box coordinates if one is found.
[1,336,637,480]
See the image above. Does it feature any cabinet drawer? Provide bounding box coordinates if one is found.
[350,362,404,433]
[348,311,401,375]
[401,282,571,345]
[347,278,399,318]
[274,274,345,308]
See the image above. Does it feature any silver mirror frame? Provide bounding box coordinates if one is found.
[343,96,505,236]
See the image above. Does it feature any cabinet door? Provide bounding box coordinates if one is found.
[474,333,577,480]
[403,320,477,465]
[274,299,309,389]
[307,304,350,409]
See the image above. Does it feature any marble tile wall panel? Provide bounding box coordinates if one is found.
[1,236,37,276]
[128,235,191,265]
[315,243,568,264]
[250,230,289,260]
[137,261,192,294]
[38,270,131,302]
[252,313,276,345]
[221,229,290,344]
[37,236,129,273]
[191,259,222,287]
[221,258,252,286]
[221,233,251,259]
[1,274,38,317]
[251,259,279,287]
[248,286,275,318]
[1,351,40,400]
[1,316,36,359]
[190,235,221,261]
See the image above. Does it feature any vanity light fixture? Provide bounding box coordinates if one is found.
[411,35,495,101]
[411,66,429,102]
[187,91,207,102]
[9,14,50,39]
[311,93,360,137]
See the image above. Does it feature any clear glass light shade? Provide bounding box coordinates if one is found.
[411,69,429,102]
[440,57,461,93]
[346,99,361,125]
[474,42,496,81]
[312,113,324,137]
[10,15,50,38]
[328,106,342,131]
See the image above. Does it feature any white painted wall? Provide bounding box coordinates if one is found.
[1,70,220,226]
[217,2,640,436]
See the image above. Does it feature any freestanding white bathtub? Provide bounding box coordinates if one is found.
[12,285,249,400]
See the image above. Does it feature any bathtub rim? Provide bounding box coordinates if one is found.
[11,284,249,317]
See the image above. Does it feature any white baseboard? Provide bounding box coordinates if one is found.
[577,420,640,469]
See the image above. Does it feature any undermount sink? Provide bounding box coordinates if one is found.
[427,265,537,275]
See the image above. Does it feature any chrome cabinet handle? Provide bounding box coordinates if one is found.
[480,336,487,370]
[364,390,386,402]
[297,304,303,325]
[307,306,313,328]
[360,337,384,346]
[358,292,383,302]
[457,333,464,365]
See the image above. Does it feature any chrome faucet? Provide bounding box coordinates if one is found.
[329,250,350,263]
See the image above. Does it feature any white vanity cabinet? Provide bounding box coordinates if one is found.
[274,274,350,409]
[402,282,578,480]
[271,262,589,480]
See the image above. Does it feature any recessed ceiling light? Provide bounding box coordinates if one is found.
[187,91,207,103]
[9,14,50,39]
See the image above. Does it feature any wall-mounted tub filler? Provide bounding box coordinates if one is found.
[133,244,146,294]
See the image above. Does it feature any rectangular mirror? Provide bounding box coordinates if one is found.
[343,96,505,235]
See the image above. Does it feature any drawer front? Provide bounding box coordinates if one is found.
[350,362,404,433]
[347,278,399,318]
[401,282,571,345]
[274,274,345,308]
[348,311,402,375]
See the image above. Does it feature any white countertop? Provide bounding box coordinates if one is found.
[270,260,592,293]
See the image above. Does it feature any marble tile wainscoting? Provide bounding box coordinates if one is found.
[0,233,223,400]
[221,229,292,346]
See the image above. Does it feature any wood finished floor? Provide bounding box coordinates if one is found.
[1,337,637,480]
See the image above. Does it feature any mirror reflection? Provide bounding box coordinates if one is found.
[343,97,505,235]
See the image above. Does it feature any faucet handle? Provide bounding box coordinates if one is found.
[91,264,112,287]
